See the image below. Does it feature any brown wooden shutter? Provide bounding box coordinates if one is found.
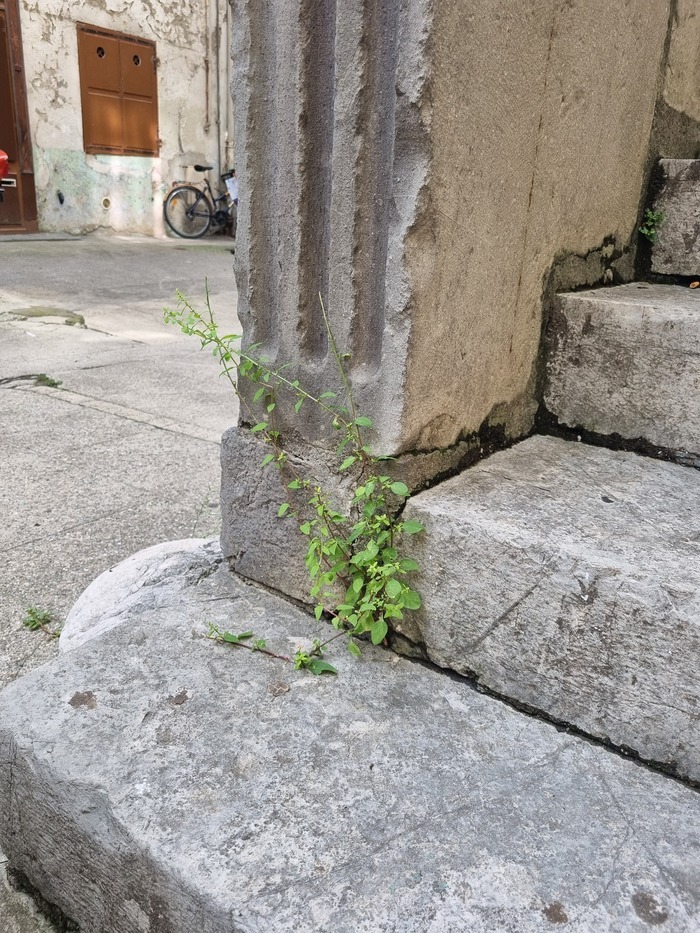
[77,24,158,157]
[119,38,158,154]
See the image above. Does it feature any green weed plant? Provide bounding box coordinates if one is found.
[639,208,664,244]
[165,289,423,675]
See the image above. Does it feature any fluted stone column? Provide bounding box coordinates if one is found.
[223,0,673,600]
[230,0,435,453]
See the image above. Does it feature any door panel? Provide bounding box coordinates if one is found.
[0,12,18,161]
[0,0,37,232]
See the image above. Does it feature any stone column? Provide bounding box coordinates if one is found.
[224,0,456,599]
[230,0,436,454]
[223,0,672,600]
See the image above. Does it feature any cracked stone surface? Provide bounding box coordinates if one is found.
[0,542,699,932]
[0,233,239,693]
[401,434,700,782]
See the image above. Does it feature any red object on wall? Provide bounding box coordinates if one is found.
[0,150,8,179]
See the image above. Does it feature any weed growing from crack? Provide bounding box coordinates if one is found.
[639,208,664,244]
[165,288,423,674]
[22,606,61,638]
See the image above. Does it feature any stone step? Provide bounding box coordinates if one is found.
[545,281,700,463]
[650,158,700,276]
[401,435,700,782]
[1,541,699,931]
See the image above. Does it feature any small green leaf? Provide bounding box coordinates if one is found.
[389,482,409,497]
[221,630,254,644]
[299,522,312,535]
[402,520,424,535]
[385,578,402,599]
[261,454,275,467]
[288,479,301,490]
[352,575,364,594]
[355,416,372,427]
[370,619,388,645]
[402,589,422,610]
[398,558,420,572]
[314,605,324,621]
[305,659,338,676]
[278,502,290,517]
[319,391,337,400]
[339,456,357,471]
[335,603,355,614]
[251,422,268,434]
[253,386,266,402]
[266,402,276,413]
[294,398,304,413]
[347,640,362,658]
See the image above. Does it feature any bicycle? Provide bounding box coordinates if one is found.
[163,165,237,239]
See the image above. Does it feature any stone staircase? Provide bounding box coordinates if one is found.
[1,165,700,930]
[401,160,700,784]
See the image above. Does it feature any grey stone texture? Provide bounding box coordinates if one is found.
[544,283,700,461]
[400,435,700,782]
[220,426,481,604]
[220,427,340,603]
[231,0,674,456]
[651,159,700,275]
[1,543,700,931]
[60,538,221,652]
[662,0,700,126]
[0,234,239,693]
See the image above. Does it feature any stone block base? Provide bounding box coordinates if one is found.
[545,282,700,461]
[220,425,481,604]
[0,543,698,930]
[402,435,700,781]
[651,158,700,276]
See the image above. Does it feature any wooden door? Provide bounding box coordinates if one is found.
[0,0,37,232]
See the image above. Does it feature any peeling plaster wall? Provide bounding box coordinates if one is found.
[18,0,233,234]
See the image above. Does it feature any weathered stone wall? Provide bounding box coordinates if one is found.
[18,0,233,235]
[403,0,671,450]
[663,0,700,125]
[232,0,673,458]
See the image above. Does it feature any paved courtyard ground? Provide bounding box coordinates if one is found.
[0,232,239,929]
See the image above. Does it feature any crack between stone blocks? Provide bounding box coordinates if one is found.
[221,564,700,794]
[534,404,700,471]
[392,635,700,796]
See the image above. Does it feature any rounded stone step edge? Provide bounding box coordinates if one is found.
[59,538,221,652]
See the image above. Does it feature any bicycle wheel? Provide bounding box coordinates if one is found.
[163,185,212,238]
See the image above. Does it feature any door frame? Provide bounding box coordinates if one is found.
[0,0,37,233]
